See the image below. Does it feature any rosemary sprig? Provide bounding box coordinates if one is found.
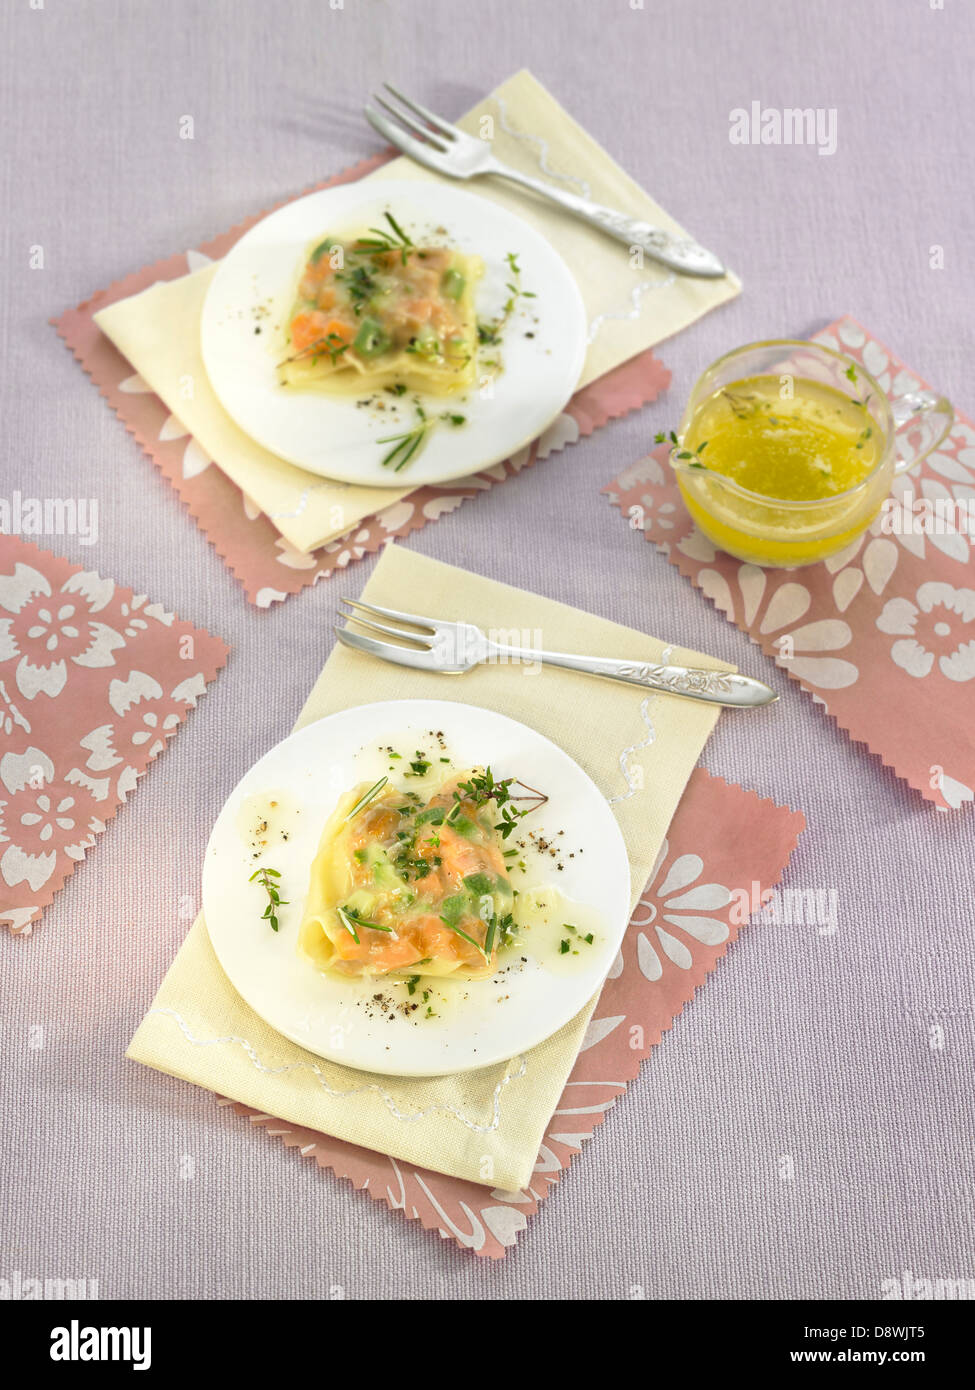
[353,212,414,264]
[439,915,490,961]
[378,406,430,471]
[344,776,388,821]
[336,904,392,943]
[377,406,466,472]
[483,910,498,957]
[249,866,288,932]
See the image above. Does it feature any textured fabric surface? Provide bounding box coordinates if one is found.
[1,0,973,1300]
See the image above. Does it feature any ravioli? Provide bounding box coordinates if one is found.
[298,771,517,981]
[278,215,482,396]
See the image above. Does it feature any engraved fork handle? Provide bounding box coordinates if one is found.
[490,644,776,708]
[485,159,727,279]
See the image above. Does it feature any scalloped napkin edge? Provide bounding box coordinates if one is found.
[216,767,805,1259]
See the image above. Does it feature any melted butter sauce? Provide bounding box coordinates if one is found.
[509,887,604,976]
[235,790,302,866]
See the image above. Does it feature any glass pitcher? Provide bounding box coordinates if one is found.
[666,339,954,567]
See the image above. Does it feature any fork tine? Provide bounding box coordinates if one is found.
[364,105,447,168]
[374,95,449,151]
[333,625,437,671]
[341,610,432,649]
[382,83,459,141]
[340,596,439,634]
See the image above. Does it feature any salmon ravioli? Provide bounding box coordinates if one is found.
[298,770,517,981]
[278,213,482,396]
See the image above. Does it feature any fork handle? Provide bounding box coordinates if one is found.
[487,160,727,279]
[493,645,775,708]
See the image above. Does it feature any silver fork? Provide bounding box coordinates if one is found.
[365,84,726,280]
[335,598,777,708]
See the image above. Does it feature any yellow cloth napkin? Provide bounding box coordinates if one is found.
[127,546,733,1191]
[95,69,739,555]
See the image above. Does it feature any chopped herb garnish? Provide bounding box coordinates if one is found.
[463,872,495,898]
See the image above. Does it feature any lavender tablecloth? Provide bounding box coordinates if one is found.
[1,0,973,1300]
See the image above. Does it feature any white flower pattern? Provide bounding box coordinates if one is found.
[0,565,126,699]
[633,840,732,981]
[876,582,975,680]
[0,544,226,933]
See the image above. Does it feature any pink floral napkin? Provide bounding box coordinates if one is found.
[54,155,670,608]
[220,768,804,1258]
[0,535,229,935]
[606,315,975,811]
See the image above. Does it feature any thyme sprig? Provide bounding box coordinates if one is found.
[452,767,546,839]
[477,250,534,349]
[249,866,288,933]
[655,429,709,470]
[844,363,875,448]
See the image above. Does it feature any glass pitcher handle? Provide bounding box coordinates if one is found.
[891,390,954,475]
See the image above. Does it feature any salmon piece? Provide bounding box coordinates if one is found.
[415,917,467,964]
[412,247,450,273]
[290,311,328,352]
[369,933,424,971]
[407,267,440,296]
[386,298,435,336]
[298,258,334,298]
[332,928,364,961]
[290,312,352,354]
[354,806,401,842]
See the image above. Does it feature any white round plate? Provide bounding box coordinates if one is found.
[202,700,630,1077]
[199,179,587,487]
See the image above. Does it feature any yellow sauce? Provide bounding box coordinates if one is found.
[677,375,890,566]
[511,887,605,976]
